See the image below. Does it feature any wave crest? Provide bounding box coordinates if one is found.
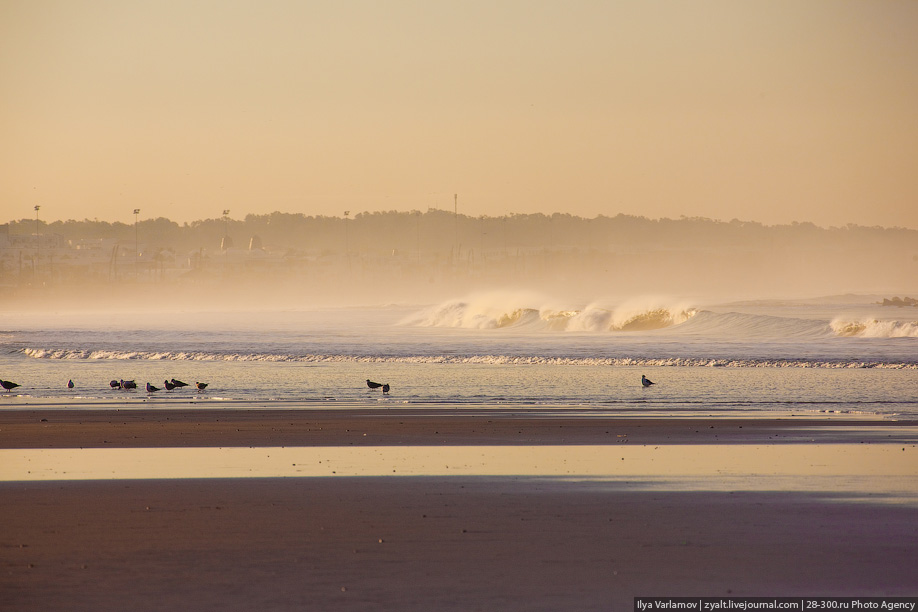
[401,294,697,332]
[831,318,918,338]
[611,307,696,331]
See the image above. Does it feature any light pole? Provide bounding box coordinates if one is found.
[33,205,40,281]
[221,210,231,276]
[343,211,351,276]
[133,208,140,277]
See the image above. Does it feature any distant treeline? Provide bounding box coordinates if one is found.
[5,211,916,255]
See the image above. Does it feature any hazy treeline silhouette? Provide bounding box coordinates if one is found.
[2,210,916,308]
[5,210,915,255]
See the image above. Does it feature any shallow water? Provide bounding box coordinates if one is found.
[3,360,916,419]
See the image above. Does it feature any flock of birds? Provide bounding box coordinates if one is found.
[1,375,656,395]
[108,378,209,393]
[0,378,208,393]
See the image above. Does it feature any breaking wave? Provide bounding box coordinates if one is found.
[20,348,916,369]
[400,294,697,332]
[830,318,918,338]
[400,293,918,340]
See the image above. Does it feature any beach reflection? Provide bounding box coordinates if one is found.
[2,444,915,499]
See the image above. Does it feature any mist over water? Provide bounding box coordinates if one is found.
[3,212,917,311]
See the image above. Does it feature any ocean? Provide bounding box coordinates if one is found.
[2,292,916,418]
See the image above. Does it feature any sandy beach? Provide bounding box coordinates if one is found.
[2,407,916,611]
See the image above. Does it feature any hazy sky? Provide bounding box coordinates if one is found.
[2,0,917,228]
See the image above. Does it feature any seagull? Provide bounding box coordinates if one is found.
[120,379,137,390]
[164,379,176,391]
[146,382,160,392]
[1,379,20,392]
[67,379,74,389]
[171,379,189,388]
[382,383,390,394]
[366,379,383,389]
[641,375,655,387]
[195,382,208,391]
[110,380,120,389]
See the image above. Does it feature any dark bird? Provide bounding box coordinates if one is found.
[145,382,160,393]
[1,379,20,392]
[120,379,137,390]
[195,382,208,391]
[164,379,176,391]
[67,379,74,389]
[382,383,390,394]
[366,379,383,389]
[171,379,189,388]
[110,380,120,389]
[641,375,655,387]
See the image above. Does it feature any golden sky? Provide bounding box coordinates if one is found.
[2,0,916,228]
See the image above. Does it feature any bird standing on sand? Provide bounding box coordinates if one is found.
[366,379,383,389]
[171,379,189,388]
[146,382,160,392]
[382,383,390,394]
[120,379,137,390]
[195,382,208,391]
[67,379,74,389]
[164,380,176,391]
[1,379,20,392]
[641,375,655,387]
[110,380,120,389]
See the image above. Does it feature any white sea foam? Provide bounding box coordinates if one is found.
[20,348,916,369]
[400,292,698,332]
[830,317,918,338]
[402,293,918,341]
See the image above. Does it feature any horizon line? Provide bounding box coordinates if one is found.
[4,210,917,233]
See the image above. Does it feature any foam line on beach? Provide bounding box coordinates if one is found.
[19,348,918,369]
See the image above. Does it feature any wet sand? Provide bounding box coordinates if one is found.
[1,408,916,611]
[2,406,917,448]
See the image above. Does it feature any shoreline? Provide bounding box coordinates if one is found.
[2,407,917,449]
